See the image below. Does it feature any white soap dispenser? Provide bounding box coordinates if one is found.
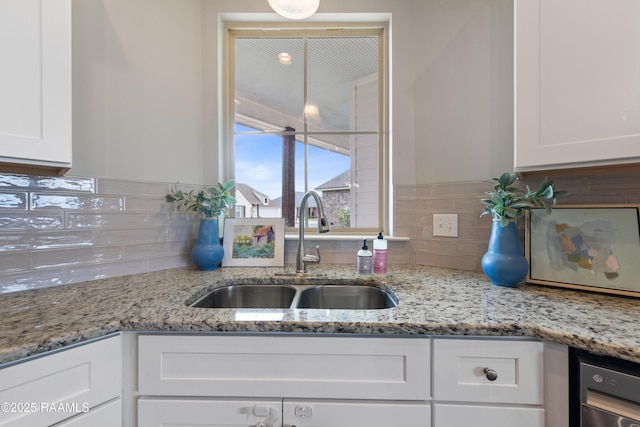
[357,239,373,275]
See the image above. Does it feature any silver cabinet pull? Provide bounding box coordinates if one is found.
[484,367,498,381]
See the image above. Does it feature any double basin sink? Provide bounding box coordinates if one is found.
[191,282,398,310]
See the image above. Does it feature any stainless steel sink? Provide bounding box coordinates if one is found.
[191,285,296,308]
[190,283,398,310]
[296,285,398,309]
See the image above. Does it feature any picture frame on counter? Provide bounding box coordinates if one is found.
[222,218,285,267]
[525,204,640,297]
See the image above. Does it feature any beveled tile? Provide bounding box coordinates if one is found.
[66,213,148,229]
[0,252,28,274]
[0,213,64,231]
[148,254,195,272]
[30,246,126,270]
[98,178,169,197]
[0,174,95,192]
[30,194,125,211]
[0,192,27,210]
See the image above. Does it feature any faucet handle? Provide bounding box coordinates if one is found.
[303,245,321,264]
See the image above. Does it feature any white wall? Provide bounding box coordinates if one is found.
[413,0,514,183]
[70,0,513,186]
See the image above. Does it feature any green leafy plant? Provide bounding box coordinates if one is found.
[165,179,236,218]
[480,173,568,227]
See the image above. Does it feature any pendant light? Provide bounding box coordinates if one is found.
[268,0,320,20]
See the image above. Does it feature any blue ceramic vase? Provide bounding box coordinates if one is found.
[481,220,528,287]
[191,218,224,271]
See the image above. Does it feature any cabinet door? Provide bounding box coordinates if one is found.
[515,0,640,171]
[0,0,72,173]
[138,398,282,427]
[53,399,122,427]
[0,335,121,427]
[434,404,544,427]
[283,400,430,427]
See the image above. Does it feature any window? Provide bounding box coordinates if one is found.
[226,26,387,233]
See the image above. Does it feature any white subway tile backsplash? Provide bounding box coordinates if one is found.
[29,246,126,270]
[124,241,192,259]
[0,259,148,293]
[97,178,168,197]
[0,252,28,274]
[0,174,95,192]
[30,194,125,211]
[147,254,193,271]
[0,173,200,293]
[0,192,28,210]
[2,170,633,294]
[0,213,64,231]
[66,212,149,229]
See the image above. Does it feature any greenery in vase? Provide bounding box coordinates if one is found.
[480,173,569,227]
[165,179,236,218]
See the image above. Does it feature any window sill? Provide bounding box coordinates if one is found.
[284,234,409,242]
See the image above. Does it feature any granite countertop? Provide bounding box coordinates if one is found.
[1,264,640,365]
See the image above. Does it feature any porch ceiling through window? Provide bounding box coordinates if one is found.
[234,35,379,153]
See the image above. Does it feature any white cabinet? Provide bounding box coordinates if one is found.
[137,334,431,427]
[0,0,72,175]
[0,334,122,427]
[136,334,560,427]
[432,338,545,427]
[515,0,640,171]
[138,398,429,427]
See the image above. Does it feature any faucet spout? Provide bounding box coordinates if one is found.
[296,190,330,273]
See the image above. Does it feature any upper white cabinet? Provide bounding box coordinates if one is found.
[515,0,640,171]
[0,0,72,175]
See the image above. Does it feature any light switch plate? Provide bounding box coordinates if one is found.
[433,214,458,237]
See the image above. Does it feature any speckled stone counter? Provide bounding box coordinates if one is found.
[1,264,640,365]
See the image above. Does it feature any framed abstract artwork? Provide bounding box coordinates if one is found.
[222,218,285,267]
[525,205,640,297]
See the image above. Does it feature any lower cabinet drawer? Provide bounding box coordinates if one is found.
[138,334,430,400]
[55,399,122,427]
[433,338,543,405]
[434,403,544,427]
[0,334,122,427]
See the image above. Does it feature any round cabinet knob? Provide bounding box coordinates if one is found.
[255,423,269,427]
[484,367,498,381]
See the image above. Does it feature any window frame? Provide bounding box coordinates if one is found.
[223,22,390,236]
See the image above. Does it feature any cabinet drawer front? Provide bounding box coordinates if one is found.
[138,335,430,400]
[434,403,544,427]
[433,338,543,404]
[0,335,122,427]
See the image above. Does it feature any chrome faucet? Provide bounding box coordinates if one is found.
[296,190,330,273]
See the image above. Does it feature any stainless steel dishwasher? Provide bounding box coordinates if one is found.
[571,349,640,427]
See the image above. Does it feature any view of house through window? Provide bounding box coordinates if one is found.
[229,28,384,232]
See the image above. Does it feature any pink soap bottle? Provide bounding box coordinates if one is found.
[373,232,387,274]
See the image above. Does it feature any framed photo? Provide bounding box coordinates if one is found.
[222,218,285,267]
[525,204,640,297]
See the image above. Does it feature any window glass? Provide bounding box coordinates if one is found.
[230,28,384,232]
